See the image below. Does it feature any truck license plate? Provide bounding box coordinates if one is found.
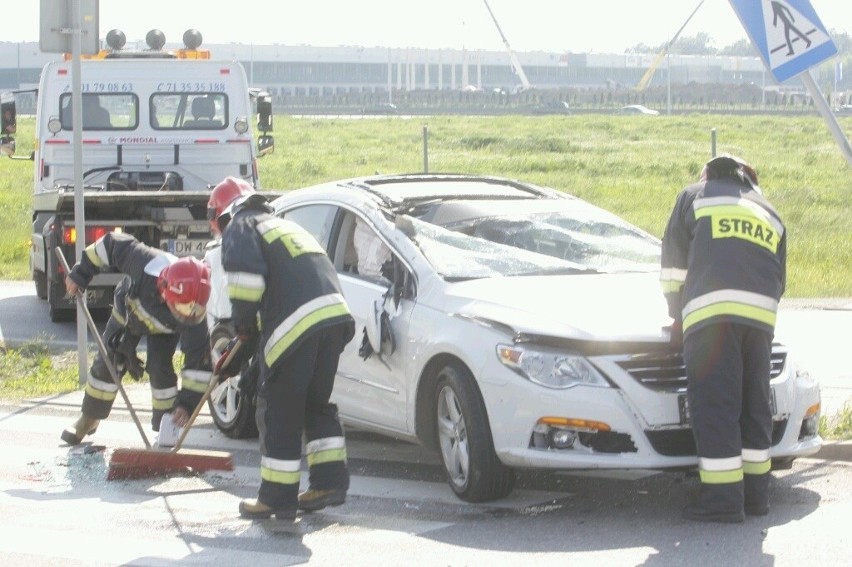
[160,239,207,257]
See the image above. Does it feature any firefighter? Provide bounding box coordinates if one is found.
[209,177,355,521]
[661,154,786,523]
[60,232,213,445]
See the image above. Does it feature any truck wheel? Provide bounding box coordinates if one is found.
[34,271,47,300]
[207,324,258,439]
[433,361,515,502]
[47,281,73,323]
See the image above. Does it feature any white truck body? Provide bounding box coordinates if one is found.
[2,47,274,321]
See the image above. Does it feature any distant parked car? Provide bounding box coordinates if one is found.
[619,104,659,115]
[531,101,572,115]
[836,105,852,115]
[361,102,398,115]
[205,173,822,503]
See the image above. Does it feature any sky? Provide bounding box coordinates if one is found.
[5,0,851,55]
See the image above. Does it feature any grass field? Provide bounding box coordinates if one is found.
[1,113,850,296]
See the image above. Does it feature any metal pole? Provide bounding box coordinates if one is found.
[666,54,672,115]
[71,0,88,383]
[711,128,717,157]
[801,70,852,169]
[422,125,429,173]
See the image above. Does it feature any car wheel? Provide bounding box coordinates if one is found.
[434,362,515,502]
[208,324,258,439]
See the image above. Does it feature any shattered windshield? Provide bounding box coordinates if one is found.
[400,199,661,280]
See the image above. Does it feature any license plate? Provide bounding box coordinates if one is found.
[160,239,207,257]
[85,289,105,303]
[678,389,777,426]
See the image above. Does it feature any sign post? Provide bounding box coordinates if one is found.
[40,0,100,383]
[728,0,852,168]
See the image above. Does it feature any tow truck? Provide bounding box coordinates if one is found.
[0,28,274,321]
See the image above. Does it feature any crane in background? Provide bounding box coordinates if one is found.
[635,0,704,91]
[482,0,531,91]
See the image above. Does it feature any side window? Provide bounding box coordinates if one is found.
[340,213,393,282]
[279,204,337,251]
[60,93,138,130]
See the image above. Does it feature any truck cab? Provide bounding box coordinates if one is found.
[1,29,275,321]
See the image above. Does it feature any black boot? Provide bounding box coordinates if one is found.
[682,503,744,524]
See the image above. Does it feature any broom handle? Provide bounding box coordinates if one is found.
[172,339,242,452]
[55,247,152,449]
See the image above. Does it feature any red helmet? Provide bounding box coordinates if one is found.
[207,177,255,232]
[157,257,211,323]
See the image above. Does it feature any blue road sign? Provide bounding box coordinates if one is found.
[728,0,837,82]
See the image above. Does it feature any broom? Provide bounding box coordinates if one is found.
[56,247,234,480]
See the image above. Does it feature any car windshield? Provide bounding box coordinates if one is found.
[401,199,661,280]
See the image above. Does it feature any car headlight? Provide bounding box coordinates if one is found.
[497,344,610,389]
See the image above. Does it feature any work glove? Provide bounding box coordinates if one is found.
[214,337,246,381]
[108,328,145,380]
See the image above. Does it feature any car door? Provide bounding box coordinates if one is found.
[281,205,414,433]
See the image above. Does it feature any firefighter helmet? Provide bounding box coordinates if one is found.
[702,154,758,188]
[207,176,255,233]
[157,256,211,323]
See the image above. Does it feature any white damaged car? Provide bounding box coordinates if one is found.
[206,173,822,502]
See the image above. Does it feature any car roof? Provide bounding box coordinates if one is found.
[333,173,565,211]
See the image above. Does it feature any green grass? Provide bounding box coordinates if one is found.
[3,113,850,295]
[0,340,83,398]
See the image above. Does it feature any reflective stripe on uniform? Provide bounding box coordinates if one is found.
[151,385,178,410]
[682,288,778,331]
[660,267,687,293]
[693,197,784,254]
[260,455,302,486]
[698,455,744,484]
[180,369,212,394]
[227,271,266,302]
[85,373,119,401]
[694,196,785,238]
[305,436,347,467]
[263,293,351,367]
[127,297,173,334]
[257,218,326,258]
[742,448,772,475]
[85,239,110,268]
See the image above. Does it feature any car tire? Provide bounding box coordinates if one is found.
[208,323,258,439]
[434,361,515,502]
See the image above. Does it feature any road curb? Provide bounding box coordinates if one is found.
[813,441,852,463]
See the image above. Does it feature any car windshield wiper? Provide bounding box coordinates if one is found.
[516,266,601,276]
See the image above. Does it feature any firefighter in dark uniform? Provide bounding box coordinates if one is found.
[661,154,786,523]
[209,177,355,520]
[60,232,214,445]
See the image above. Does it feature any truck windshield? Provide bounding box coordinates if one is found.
[151,93,228,130]
[60,93,138,130]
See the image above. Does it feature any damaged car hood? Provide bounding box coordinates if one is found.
[443,272,672,343]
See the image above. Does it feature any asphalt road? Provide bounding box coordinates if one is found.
[1,385,852,566]
[2,281,852,564]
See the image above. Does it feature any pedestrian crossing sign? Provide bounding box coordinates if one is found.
[728,0,837,83]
